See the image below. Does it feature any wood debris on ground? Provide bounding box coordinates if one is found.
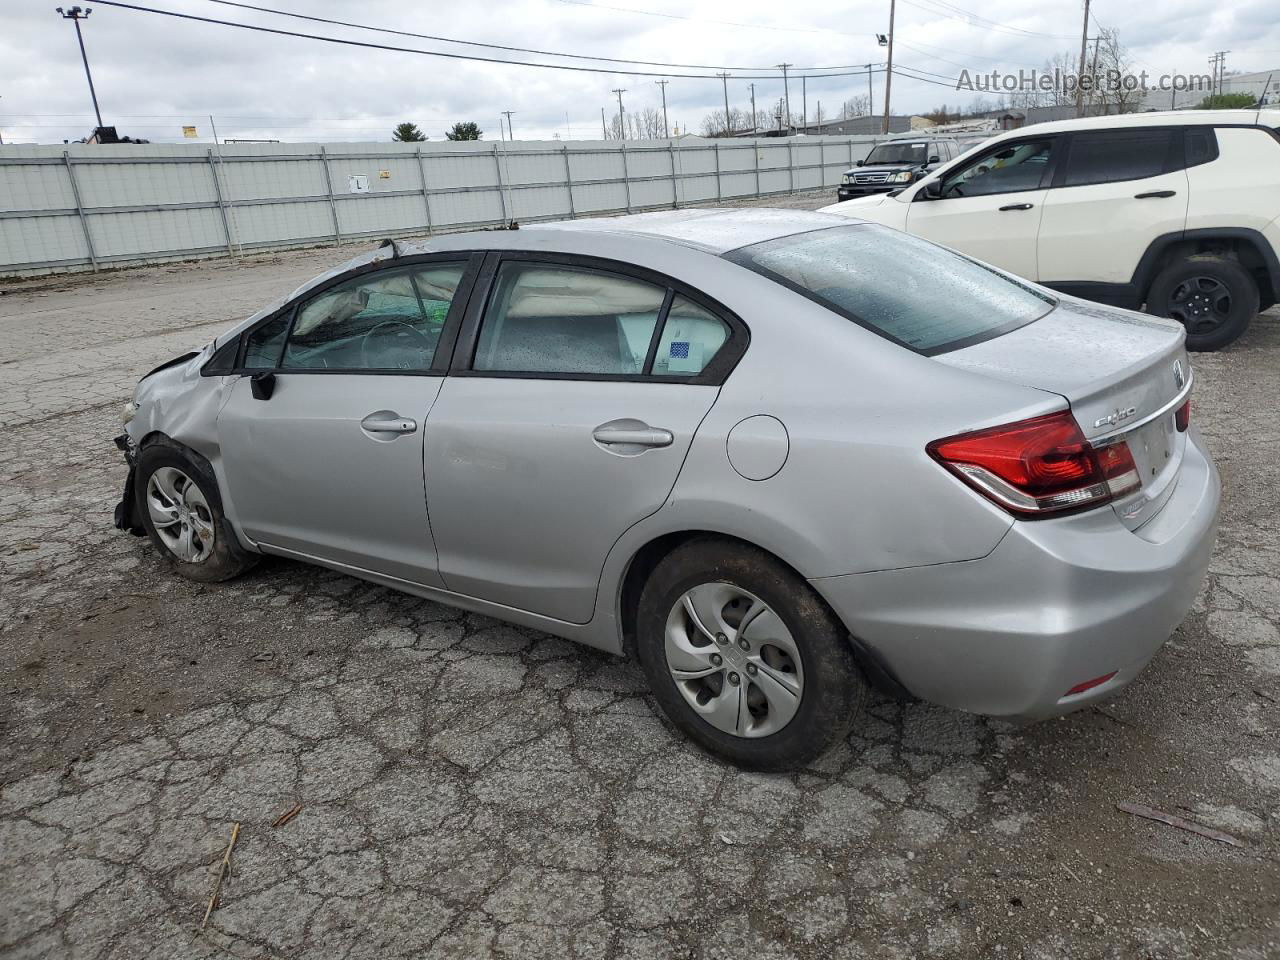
[201,822,241,928]
[272,803,303,829]
[1116,802,1244,847]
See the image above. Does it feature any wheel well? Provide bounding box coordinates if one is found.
[1143,236,1276,310]
[616,530,915,700]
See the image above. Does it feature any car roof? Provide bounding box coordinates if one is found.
[517,208,858,254]
[216,208,862,346]
[985,108,1280,141]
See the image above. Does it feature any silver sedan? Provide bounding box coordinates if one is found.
[114,209,1219,770]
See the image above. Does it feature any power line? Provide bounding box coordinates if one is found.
[201,0,880,73]
[88,0,895,80]
[898,0,1076,40]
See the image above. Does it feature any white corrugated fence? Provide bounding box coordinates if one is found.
[0,135,886,277]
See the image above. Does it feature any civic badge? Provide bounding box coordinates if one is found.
[1173,359,1185,390]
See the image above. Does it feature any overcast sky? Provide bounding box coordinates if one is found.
[2,0,1279,144]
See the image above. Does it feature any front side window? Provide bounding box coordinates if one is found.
[473,263,668,375]
[727,224,1055,355]
[1062,129,1173,187]
[941,139,1054,198]
[269,263,466,371]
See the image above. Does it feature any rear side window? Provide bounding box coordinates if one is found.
[727,224,1054,355]
[652,296,729,377]
[474,263,667,375]
[1062,129,1174,186]
[1185,128,1219,168]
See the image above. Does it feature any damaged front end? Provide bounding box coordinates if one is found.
[113,431,146,536]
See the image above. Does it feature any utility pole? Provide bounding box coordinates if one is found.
[867,64,874,119]
[1085,37,1100,113]
[601,107,607,139]
[777,64,793,131]
[655,79,670,138]
[749,82,757,133]
[501,110,515,141]
[716,72,732,136]
[612,88,626,140]
[1074,0,1091,117]
[1209,51,1230,99]
[882,0,896,134]
[802,76,807,132]
[57,6,104,131]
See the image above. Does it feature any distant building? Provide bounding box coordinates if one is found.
[1224,69,1280,106]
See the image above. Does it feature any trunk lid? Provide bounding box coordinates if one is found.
[936,299,1192,531]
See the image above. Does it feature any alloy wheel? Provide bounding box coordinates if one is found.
[1168,276,1232,335]
[145,466,216,563]
[664,582,804,738]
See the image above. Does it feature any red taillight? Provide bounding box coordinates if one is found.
[928,411,1140,516]
[1175,398,1190,432]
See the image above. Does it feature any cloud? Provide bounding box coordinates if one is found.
[2,0,1277,145]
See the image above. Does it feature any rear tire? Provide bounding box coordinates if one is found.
[1146,255,1258,352]
[636,538,868,771]
[134,438,257,583]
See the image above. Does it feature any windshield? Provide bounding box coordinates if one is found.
[727,225,1055,355]
[864,142,929,165]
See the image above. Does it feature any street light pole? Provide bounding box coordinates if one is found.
[655,79,669,138]
[501,110,515,141]
[612,88,626,140]
[57,6,104,130]
[749,82,757,133]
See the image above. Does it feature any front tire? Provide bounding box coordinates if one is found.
[636,538,868,771]
[1146,255,1259,352]
[134,438,257,583]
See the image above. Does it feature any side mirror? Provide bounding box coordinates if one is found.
[922,179,944,200]
[250,372,276,401]
[855,159,864,166]
[929,155,940,163]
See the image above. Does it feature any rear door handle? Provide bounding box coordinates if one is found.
[998,203,1034,211]
[592,424,673,448]
[1134,190,1176,199]
[360,412,417,434]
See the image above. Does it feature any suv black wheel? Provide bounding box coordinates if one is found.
[134,438,258,583]
[635,537,869,771]
[1147,254,1259,352]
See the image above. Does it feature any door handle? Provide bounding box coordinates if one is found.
[592,424,674,448]
[998,203,1034,211]
[360,412,417,434]
[1134,190,1176,199]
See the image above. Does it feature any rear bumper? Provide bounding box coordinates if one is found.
[810,430,1220,719]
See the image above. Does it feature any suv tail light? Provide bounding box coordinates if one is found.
[928,411,1141,516]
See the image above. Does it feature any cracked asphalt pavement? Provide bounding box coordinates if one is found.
[2,193,1279,959]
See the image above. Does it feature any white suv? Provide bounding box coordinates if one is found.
[822,109,1280,351]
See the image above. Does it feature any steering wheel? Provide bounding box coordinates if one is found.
[360,320,435,369]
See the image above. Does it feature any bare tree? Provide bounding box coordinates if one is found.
[840,94,871,119]
[700,106,751,138]
[1091,29,1140,113]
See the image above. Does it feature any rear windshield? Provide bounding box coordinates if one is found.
[726,224,1055,355]
[865,142,928,164]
